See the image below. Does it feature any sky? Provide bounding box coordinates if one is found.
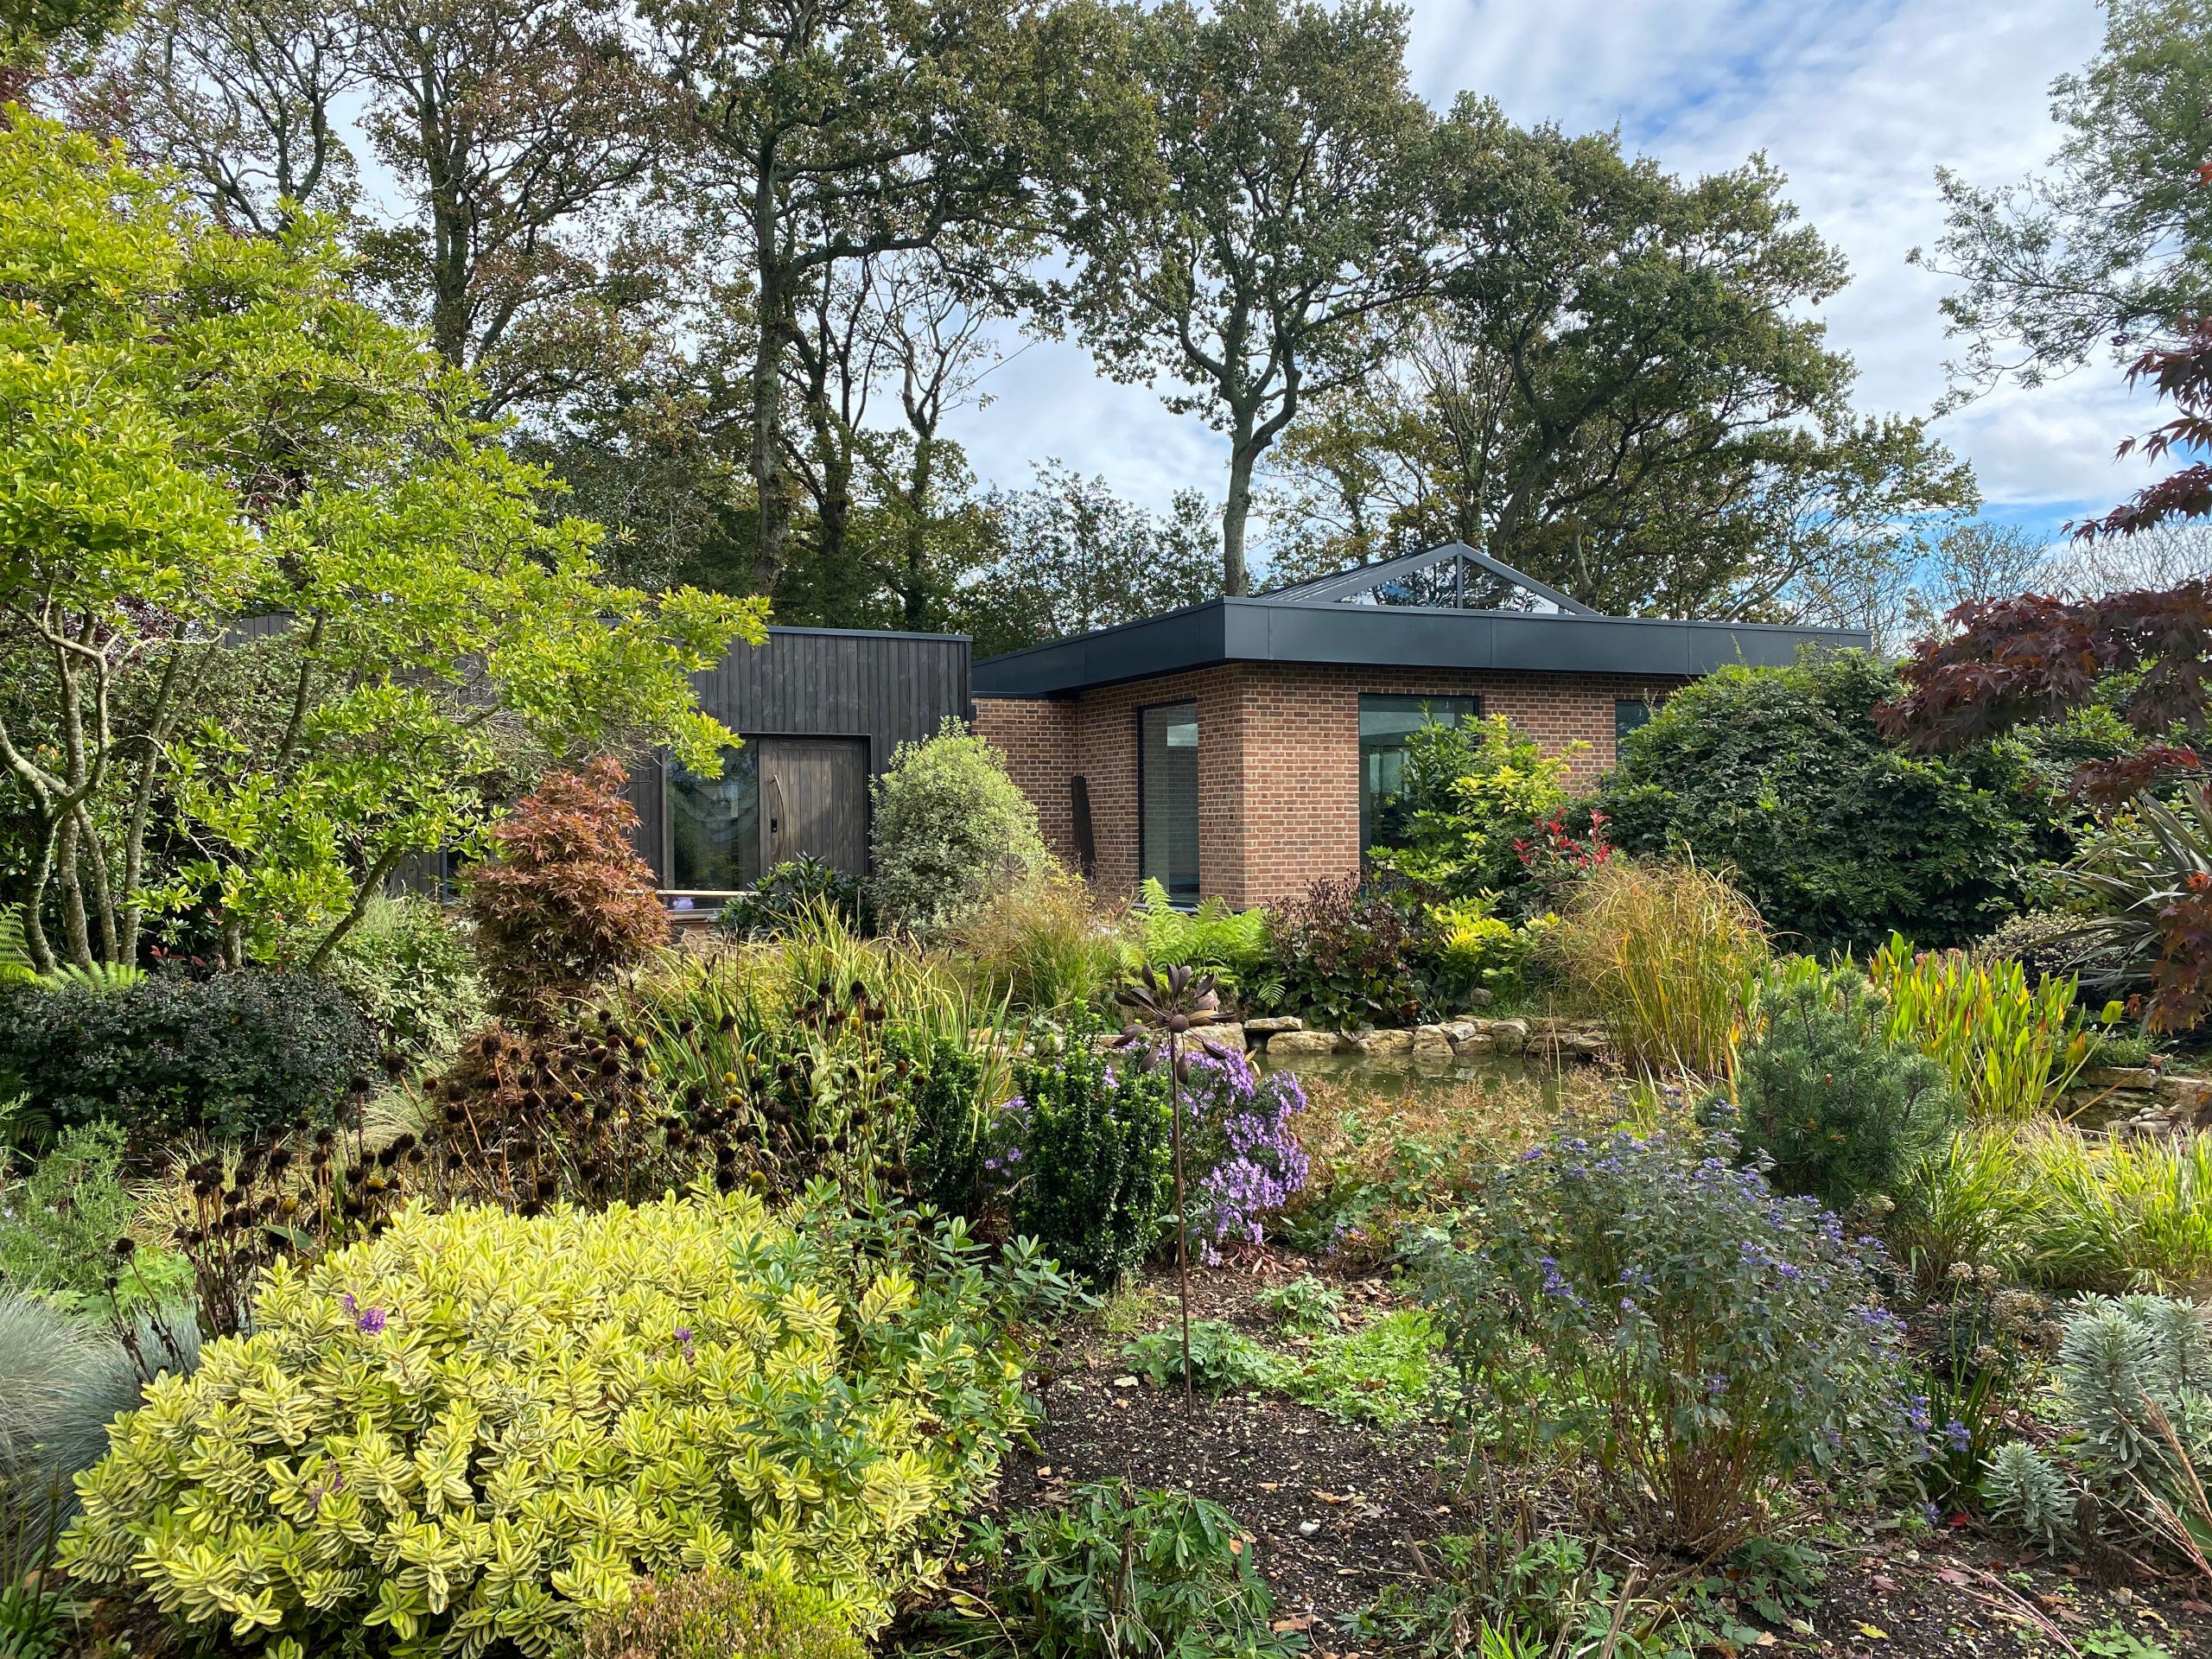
[939,0,2168,557]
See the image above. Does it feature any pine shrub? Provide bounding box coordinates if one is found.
[1735,967,1959,1212]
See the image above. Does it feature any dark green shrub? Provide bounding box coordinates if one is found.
[1420,1126,1913,1559]
[1734,968,1959,1212]
[1595,652,2067,954]
[716,855,868,940]
[0,969,378,1149]
[570,1570,862,1659]
[998,1036,1170,1287]
[951,1481,1297,1659]
[898,1033,993,1218]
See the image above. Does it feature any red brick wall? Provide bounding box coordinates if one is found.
[974,664,1685,908]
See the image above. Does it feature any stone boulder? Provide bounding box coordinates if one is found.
[1264,1029,1342,1057]
[1411,1025,1456,1058]
[1350,1027,1415,1057]
[1487,1018,1530,1056]
[1243,1015,1304,1036]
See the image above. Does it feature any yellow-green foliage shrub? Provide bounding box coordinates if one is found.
[569,1570,861,1659]
[60,1192,1064,1656]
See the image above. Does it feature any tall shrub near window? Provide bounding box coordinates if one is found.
[463,760,669,1021]
[869,720,1050,936]
[1597,653,2065,954]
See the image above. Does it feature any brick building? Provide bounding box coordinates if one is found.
[971,544,1866,909]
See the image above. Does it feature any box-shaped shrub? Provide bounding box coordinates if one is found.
[60,1191,1064,1655]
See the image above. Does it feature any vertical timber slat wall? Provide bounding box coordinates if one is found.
[635,626,972,884]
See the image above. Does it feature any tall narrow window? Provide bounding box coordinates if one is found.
[1359,694,1479,855]
[1139,702,1200,900]
[665,744,760,892]
[1615,697,1656,753]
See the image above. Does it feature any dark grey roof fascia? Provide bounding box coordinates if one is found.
[972,596,1870,697]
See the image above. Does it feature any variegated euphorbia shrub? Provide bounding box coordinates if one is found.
[60,1188,1068,1657]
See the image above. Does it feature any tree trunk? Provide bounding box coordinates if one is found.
[900,433,936,629]
[1223,417,1260,597]
[750,162,797,596]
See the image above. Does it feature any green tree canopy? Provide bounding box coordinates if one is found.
[1915,0,2212,391]
[0,114,765,972]
[1059,0,1444,596]
[1262,111,1973,616]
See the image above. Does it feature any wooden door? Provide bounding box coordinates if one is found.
[756,737,869,875]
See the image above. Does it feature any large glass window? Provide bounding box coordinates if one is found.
[1360,694,1480,855]
[666,744,760,892]
[1139,702,1200,900]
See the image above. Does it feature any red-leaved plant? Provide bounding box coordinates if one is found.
[463,758,667,1021]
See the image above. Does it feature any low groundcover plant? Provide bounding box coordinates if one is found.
[59,1187,1072,1656]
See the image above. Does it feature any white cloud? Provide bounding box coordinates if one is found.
[948,0,2169,537]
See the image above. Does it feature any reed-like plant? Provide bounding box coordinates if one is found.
[1547,859,1770,1077]
[1891,1125,2046,1294]
[2018,1127,2212,1294]
[1867,933,2090,1122]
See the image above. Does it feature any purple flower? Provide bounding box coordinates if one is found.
[340,1293,357,1315]
[357,1307,387,1336]
[675,1326,696,1363]
[1945,1420,1973,1453]
[1904,1394,1932,1433]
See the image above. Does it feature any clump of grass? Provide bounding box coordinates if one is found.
[1868,933,2090,1122]
[1895,1125,2212,1296]
[946,868,1130,1014]
[1548,860,1769,1077]
[2018,1126,2212,1294]
[1891,1123,2046,1294]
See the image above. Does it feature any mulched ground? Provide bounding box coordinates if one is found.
[957,1259,2212,1659]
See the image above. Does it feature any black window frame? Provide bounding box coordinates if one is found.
[1136,698,1202,902]
[1358,693,1482,859]
[1614,696,1657,753]
[663,740,763,894]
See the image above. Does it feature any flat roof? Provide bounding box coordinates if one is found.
[971,593,1869,698]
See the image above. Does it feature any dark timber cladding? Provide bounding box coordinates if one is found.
[626,626,971,880]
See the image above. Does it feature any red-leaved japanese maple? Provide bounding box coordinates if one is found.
[463,758,668,1021]
[1877,307,2212,1030]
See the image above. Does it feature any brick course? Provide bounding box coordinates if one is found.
[972,662,1686,908]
